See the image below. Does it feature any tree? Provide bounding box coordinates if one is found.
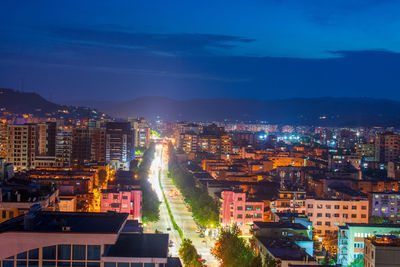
[369,215,386,224]
[211,225,262,267]
[179,239,205,267]
[264,253,277,267]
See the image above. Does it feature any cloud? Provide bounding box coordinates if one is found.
[48,26,255,56]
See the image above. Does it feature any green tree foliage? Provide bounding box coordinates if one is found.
[211,225,263,267]
[168,144,219,227]
[135,143,160,222]
[263,253,277,267]
[368,215,386,224]
[179,239,205,267]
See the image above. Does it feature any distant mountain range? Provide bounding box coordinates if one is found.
[3,88,400,126]
[65,96,400,127]
[0,88,105,120]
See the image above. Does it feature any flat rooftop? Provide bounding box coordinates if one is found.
[104,233,169,258]
[0,211,128,233]
[257,236,314,261]
[254,222,307,230]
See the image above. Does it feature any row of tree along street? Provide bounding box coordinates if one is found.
[168,144,219,228]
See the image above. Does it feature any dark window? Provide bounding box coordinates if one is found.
[317,213,322,217]
[72,263,85,267]
[144,264,156,267]
[237,206,243,211]
[131,264,142,267]
[351,214,357,218]
[307,204,313,208]
[58,245,71,260]
[317,221,322,225]
[238,197,243,201]
[28,249,39,260]
[326,213,331,218]
[57,262,70,267]
[113,195,119,200]
[87,245,100,260]
[361,214,367,218]
[104,263,116,267]
[28,261,39,267]
[326,205,331,209]
[352,206,357,210]
[3,261,14,267]
[87,263,100,267]
[16,261,26,267]
[73,245,86,260]
[237,214,243,219]
[117,264,129,267]
[17,252,27,259]
[325,222,331,226]
[110,203,120,208]
[317,204,323,209]
[122,196,128,200]
[362,206,367,210]
[43,246,56,260]
[334,205,340,209]
[343,205,348,210]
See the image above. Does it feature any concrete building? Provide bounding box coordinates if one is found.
[337,223,400,266]
[375,132,400,163]
[271,190,307,214]
[364,236,400,267]
[219,190,264,234]
[371,192,400,223]
[58,196,77,212]
[305,198,369,236]
[6,124,37,171]
[105,122,133,170]
[100,189,142,221]
[55,128,72,167]
[0,208,181,266]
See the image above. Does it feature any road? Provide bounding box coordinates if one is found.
[146,144,218,266]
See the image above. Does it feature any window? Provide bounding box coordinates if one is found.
[58,245,71,260]
[352,206,357,210]
[43,261,56,267]
[72,263,85,267]
[122,196,128,200]
[87,245,100,260]
[43,246,56,260]
[57,262,70,267]
[326,213,331,218]
[334,213,339,217]
[351,214,357,218]
[110,203,120,208]
[361,214,367,218]
[102,194,108,199]
[28,262,39,267]
[113,195,119,200]
[245,205,253,211]
[117,264,129,267]
[237,214,243,219]
[334,205,340,209]
[255,205,262,211]
[104,264,116,267]
[308,213,313,217]
[343,214,348,219]
[237,206,243,211]
[144,264,155,267]
[87,263,100,267]
[343,205,348,210]
[317,221,322,225]
[17,252,27,259]
[29,249,39,260]
[307,204,313,208]
[238,197,243,201]
[317,204,323,209]
[17,261,27,267]
[362,206,367,210]
[325,222,331,226]
[254,213,262,218]
[326,205,331,209]
[73,245,86,260]
[317,213,322,217]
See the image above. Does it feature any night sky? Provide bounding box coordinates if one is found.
[1,0,400,102]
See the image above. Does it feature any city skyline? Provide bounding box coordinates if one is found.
[1,1,400,101]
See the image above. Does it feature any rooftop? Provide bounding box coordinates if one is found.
[104,233,169,258]
[340,223,400,230]
[254,222,307,230]
[0,211,128,233]
[256,236,314,261]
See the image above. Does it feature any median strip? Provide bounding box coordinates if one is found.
[159,170,184,240]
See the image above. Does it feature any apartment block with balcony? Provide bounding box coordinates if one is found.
[371,192,400,223]
[271,190,307,214]
[337,223,400,267]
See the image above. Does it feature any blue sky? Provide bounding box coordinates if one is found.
[1,0,400,101]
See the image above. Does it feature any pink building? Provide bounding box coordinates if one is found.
[220,190,264,233]
[101,189,142,220]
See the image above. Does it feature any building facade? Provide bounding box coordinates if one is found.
[100,189,142,220]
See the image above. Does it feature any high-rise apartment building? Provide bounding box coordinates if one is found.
[72,128,91,164]
[106,122,133,169]
[90,128,106,163]
[6,124,37,171]
[55,128,72,167]
[128,117,150,148]
[375,132,400,163]
[0,122,8,158]
[37,122,56,157]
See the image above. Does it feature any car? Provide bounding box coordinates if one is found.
[168,240,174,247]
[199,233,205,238]
[167,227,171,231]
[195,229,201,233]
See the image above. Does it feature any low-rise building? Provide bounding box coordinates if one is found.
[337,223,400,266]
[364,236,400,267]
[100,189,142,220]
[271,190,307,214]
[371,192,400,223]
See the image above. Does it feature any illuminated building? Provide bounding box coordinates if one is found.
[100,189,142,220]
[6,124,37,171]
[0,209,178,266]
[375,132,400,163]
[305,198,369,236]
[72,128,91,164]
[371,192,400,223]
[364,236,400,267]
[337,223,400,266]
[105,122,133,170]
[90,128,106,163]
[219,190,264,233]
[0,122,8,158]
[180,132,198,153]
[271,190,306,214]
[55,128,72,167]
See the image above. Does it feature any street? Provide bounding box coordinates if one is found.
[146,144,218,266]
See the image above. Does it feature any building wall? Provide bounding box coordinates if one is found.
[305,199,369,236]
[101,190,142,220]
